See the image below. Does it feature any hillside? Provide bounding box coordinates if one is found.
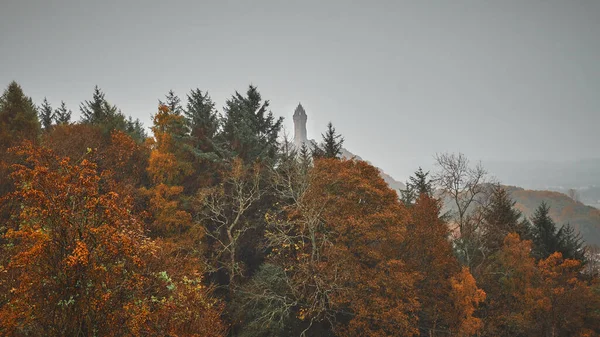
[505,186,600,246]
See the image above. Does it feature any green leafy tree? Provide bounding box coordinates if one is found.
[220,85,282,162]
[311,122,343,159]
[39,97,54,130]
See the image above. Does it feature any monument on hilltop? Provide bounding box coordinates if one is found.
[293,103,308,148]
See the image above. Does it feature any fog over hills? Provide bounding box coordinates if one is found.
[484,158,600,209]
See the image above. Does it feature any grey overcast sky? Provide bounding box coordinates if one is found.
[1,0,599,180]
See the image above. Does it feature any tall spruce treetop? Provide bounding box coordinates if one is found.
[556,223,586,261]
[160,90,184,116]
[220,85,283,162]
[531,202,561,259]
[53,101,72,125]
[39,97,54,130]
[312,122,344,159]
[185,89,219,146]
[80,86,145,141]
[401,167,433,205]
[80,86,119,125]
[482,186,531,252]
[0,81,40,149]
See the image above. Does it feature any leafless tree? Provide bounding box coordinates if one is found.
[197,158,264,290]
[434,152,494,271]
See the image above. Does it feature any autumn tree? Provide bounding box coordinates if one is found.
[144,104,194,237]
[400,168,484,336]
[0,143,226,336]
[478,233,541,336]
[266,158,420,336]
[478,233,599,336]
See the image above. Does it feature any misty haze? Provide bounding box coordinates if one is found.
[1,1,599,336]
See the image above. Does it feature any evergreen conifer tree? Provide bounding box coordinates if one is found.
[531,202,561,259]
[0,81,40,150]
[400,167,433,205]
[53,101,72,125]
[80,86,118,124]
[312,122,344,159]
[39,97,54,130]
[185,89,219,151]
[220,85,282,162]
[556,223,586,261]
[482,186,531,253]
[160,90,184,116]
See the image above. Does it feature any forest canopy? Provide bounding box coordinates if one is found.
[0,81,598,336]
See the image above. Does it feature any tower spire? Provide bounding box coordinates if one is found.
[293,103,307,148]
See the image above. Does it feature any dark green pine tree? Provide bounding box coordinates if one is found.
[80,86,143,140]
[220,85,283,162]
[298,142,311,170]
[531,202,561,259]
[482,186,532,253]
[185,89,219,151]
[400,167,433,205]
[0,81,40,150]
[53,101,72,125]
[39,97,54,130]
[80,86,119,125]
[160,90,184,116]
[125,116,147,142]
[556,223,586,261]
[312,122,344,159]
[0,81,40,197]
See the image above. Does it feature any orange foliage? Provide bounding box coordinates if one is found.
[0,143,225,336]
[268,158,419,336]
[450,267,486,336]
[479,233,600,336]
[402,194,463,334]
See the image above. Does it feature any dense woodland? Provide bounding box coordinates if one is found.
[0,81,599,336]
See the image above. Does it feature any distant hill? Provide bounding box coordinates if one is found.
[485,158,600,208]
[337,148,600,246]
[505,186,600,246]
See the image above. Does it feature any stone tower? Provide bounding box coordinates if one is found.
[293,103,307,148]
